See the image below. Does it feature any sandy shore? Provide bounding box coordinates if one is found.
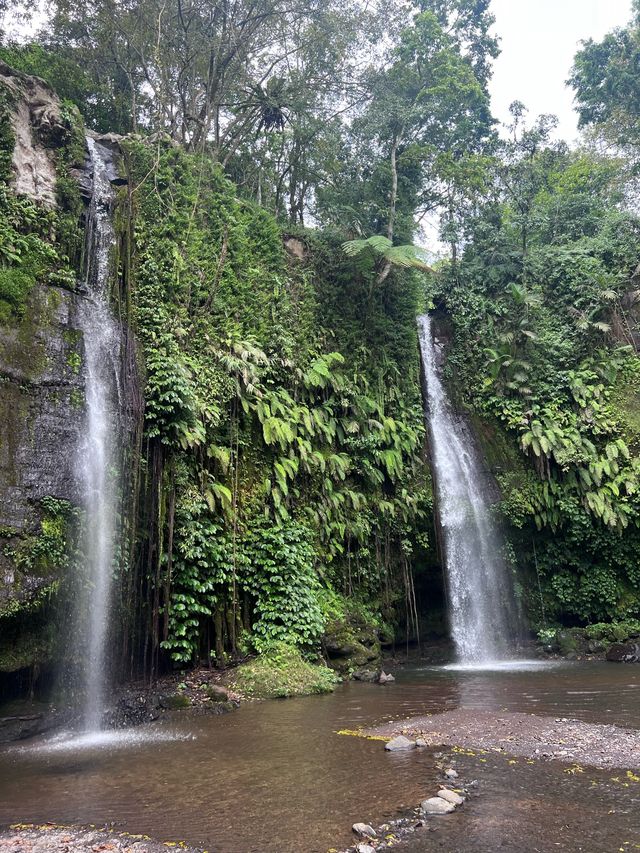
[367,709,640,770]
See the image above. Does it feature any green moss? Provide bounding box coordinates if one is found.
[230,643,338,699]
[161,692,191,709]
[0,623,55,672]
[69,388,84,409]
[66,351,82,374]
[0,580,60,620]
[0,580,59,671]
[2,498,76,584]
[0,84,16,183]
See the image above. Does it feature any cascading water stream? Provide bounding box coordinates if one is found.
[74,137,122,731]
[417,314,518,664]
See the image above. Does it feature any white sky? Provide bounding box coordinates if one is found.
[489,0,634,141]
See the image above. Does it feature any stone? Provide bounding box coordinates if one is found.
[378,670,395,684]
[415,737,427,747]
[421,797,456,815]
[159,693,191,710]
[444,768,458,779]
[352,669,379,683]
[384,735,416,751]
[323,617,381,675]
[437,789,464,806]
[356,845,375,853]
[204,684,230,702]
[606,642,640,663]
[284,236,306,259]
[352,823,377,838]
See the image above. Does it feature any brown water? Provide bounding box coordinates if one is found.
[1,662,639,853]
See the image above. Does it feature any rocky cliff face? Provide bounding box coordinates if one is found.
[0,65,88,673]
[0,61,63,207]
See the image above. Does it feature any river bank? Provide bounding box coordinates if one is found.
[367,708,640,770]
[0,825,204,853]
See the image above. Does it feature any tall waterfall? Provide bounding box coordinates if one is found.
[74,137,122,730]
[417,314,517,664]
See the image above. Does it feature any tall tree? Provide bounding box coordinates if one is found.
[318,2,497,282]
[570,3,640,154]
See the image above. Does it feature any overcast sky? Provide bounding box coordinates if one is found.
[489,0,633,141]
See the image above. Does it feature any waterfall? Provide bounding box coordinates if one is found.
[74,137,122,730]
[417,314,518,664]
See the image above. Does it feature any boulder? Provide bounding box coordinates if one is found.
[378,670,395,684]
[437,789,464,806]
[352,669,379,683]
[323,613,382,675]
[606,642,640,663]
[284,236,306,260]
[421,797,456,815]
[384,735,416,751]
[352,823,376,838]
[204,684,230,702]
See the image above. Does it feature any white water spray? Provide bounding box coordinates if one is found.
[74,137,122,731]
[417,314,518,664]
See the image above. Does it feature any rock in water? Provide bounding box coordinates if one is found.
[352,823,377,838]
[606,643,640,662]
[384,735,416,751]
[415,737,427,747]
[378,670,395,684]
[422,797,456,815]
[352,669,379,683]
[437,789,464,805]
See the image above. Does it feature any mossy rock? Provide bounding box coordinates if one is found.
[555,628,587,656]
[323,613,382,675]
[159,692,191,710]
[230,643,338,699]
[203,684,229,702]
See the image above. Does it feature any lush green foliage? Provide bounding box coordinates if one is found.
[124,141,429,665]
[230,642,338,699]
[570,3,640,155]
[6,0,640,671]
[438,112,640,623]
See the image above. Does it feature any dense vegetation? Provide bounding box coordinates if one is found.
[2,0,640,687]
[118,140,429,673]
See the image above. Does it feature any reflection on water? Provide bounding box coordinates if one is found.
[0,662,639,853]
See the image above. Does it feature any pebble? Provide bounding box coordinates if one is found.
[444,768,458,779]
[356,845,376,853]
[421,797,456,815]
[437,788,464,805]
[352,823,377,838]
[384,735,416,751]
[415,737,427,747]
